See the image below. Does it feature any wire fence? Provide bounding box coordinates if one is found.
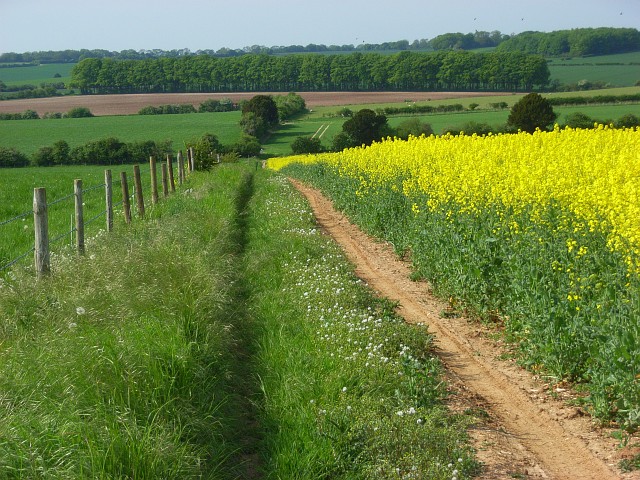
[1,152,190,275]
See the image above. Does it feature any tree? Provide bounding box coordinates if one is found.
[507,93,557,133]
[239,111,269,139]
[188,133,223,170]
[331,132,357,152]
[341,108,390,146]
[232,135,262,157]
[242,95,279,127]
[395,118,433,140]
[291,137,324,154]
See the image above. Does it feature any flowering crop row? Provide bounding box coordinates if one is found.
[268,126,640,431]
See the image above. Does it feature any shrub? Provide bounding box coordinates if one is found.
[231,135,262,157]
[615,113,640,128]
[563,112,596,129]
[0,147,29,167]
[198,98,236,113]
[395,118,434,140]
[65,107,94,118]
[291,136,324,154]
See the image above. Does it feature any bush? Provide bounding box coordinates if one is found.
[186,133,223,170]
[231,135,262,157]
[274,92,306,121]
[615,113,640,128]
[563,112,596,129]
[395,118,434,140]
[198,98,236,113]
[0,110,40,120]
[138,104,197,115]
[291,136,324,154]
[0,147,29,167]
[65,107,94,118]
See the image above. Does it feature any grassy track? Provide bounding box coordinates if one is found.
[0,162,479,478]
[0,111,242,155]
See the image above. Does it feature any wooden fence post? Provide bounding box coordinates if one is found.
[105,169,113,232]
[33,187,50,277]
[188,147,195,172]
[167,154,175,192]
[161,163,169,198]
[74,179,85,255]
[133,165,145,218]
[178,150,185,185]
[150,156,159,205]
[120,172,132,224]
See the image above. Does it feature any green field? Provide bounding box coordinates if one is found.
[263,88,640,155]
[0,63,74,86]
[0,164,161,271]
[547,51,640,87]
[0,111,242,155]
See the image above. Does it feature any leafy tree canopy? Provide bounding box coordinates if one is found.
[507,93,557,133]
[342,109,390,147]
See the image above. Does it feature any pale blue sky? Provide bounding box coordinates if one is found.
[1,0,639,53]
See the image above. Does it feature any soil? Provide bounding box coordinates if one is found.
[0,91,512,116]
[290,179,640,480]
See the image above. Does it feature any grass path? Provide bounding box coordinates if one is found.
[0,162,478,479]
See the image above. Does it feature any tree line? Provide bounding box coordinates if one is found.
[496,27,640,57]
[70,50,550,94]
[0,31,512,64]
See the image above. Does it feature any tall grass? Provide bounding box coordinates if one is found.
[0,165,255,478]
[0,164,164,273]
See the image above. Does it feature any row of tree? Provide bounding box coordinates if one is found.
[496,27,640,57]
[70,50,550,94]
[0,32,512,64]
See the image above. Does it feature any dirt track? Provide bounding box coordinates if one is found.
[0,91,511,116]
[291,179,639,480]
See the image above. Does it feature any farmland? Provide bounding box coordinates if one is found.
[1,87,639,158]
[2,84,640,477]
[0,165,481,478]
[269,126,640,440]
[0,111,242,155]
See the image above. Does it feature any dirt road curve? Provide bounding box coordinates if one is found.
[291,179,638,480]
[0,91,511,116]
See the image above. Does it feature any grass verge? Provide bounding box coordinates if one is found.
[0,165,256,478]
[245,168,478,479]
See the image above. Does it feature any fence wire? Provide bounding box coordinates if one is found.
[0,210,32,228]
[0,248,34,273]
[1,163,180,274]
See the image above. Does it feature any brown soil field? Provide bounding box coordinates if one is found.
[0,91,511,116]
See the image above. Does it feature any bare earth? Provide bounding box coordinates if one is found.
[0,91,511,116]
[290,179,640,480]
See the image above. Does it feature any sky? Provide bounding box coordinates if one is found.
[1,0,639,54]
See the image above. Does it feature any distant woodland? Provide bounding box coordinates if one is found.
[1,27,638,64]
[69,51,550,93]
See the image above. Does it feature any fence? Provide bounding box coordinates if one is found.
[1,149,196,277]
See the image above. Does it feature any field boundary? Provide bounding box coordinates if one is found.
[1,151,193,275]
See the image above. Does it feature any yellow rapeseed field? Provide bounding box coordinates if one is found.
[269,126,640,265]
